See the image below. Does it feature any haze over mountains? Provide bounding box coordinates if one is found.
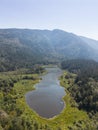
[0,28,98,71]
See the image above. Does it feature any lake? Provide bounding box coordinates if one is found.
[25,67,65,118]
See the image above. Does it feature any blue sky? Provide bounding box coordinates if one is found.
[0,0,98,40]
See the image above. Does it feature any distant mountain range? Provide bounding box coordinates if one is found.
[0,28,98,71]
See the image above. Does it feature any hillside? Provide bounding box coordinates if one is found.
[0,29,98,71]
[80,36,98,51]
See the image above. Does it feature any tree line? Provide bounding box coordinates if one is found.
[61,59,98,113]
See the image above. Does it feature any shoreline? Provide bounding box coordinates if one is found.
[25,67,66,119]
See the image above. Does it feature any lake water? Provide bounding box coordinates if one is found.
[25,67,65,118]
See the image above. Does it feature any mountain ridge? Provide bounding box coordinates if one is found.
[0,28,98,71]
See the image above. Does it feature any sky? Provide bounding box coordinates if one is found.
[0,0,98,40]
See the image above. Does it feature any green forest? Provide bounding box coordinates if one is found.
[61,59,98,129]
[0,59,98,130]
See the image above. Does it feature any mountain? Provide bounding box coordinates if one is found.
[80,36,98,51]
[0,28,98,71]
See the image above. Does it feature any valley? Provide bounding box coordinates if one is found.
[0,29,98,130]
[0,63,98,130]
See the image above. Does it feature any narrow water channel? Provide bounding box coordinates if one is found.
[25,67,65,118]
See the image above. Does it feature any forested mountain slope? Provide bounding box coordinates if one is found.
[80,36,98,50]
[0,29,98,71]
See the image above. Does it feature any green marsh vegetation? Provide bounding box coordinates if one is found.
[0,61,98,130]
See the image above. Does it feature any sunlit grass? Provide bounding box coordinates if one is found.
[0,70,93,130]
[10,71,92,130]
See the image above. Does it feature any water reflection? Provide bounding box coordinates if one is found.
[26,67,65,118]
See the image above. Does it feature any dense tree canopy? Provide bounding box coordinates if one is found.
[61,59,98,113]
